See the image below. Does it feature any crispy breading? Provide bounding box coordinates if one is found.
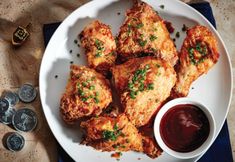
[111,57,176,127]
[60,65,112,124]
[79,20,116,75]
[116,1,178,65]
[171,25,219,97]
[80,114,162,158]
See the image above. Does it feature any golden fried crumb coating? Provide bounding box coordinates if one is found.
[172,25,219,98]
[111,57,176,127]
[116,1,178,65]
[80,114,162,158]
[60,65,112,124]
[80,20,117,75]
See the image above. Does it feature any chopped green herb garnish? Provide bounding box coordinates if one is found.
[89,85,95,90]
[114,123,118,131]
[127,24,132,35]
[127,64,155,99]
[182,24,188,32]
[82,82,87,87]
[94,97,99,103]
[138,39,147,47]
[95,92,99,96]
[130,91,136,99]
[147,83,154,90]
[139,83,144,91]
[188,48,196,65]
[103,124,122,141]
[176,31,180,38]
[196,43,207,56]
[159,5,165,9]
[128,82,134,89]
[95,39,102,49]
[188,45,207,65]
[136,23,144,29]
[95,52,102,57]
[113,145,118,149]
[202,46,208,56]
[117,152,123,156]
[149,34,158,41]
[196,43,202,53]
[103,130,117,141]
[145,64,150,69]
[81,97,88,102]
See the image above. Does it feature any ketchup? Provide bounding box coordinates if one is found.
[160,104,210,152]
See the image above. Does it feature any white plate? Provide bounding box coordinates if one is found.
[39,0,233,162]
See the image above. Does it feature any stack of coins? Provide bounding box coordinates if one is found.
[0,83,38,152]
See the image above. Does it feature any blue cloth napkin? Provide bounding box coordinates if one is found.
[43,2,233,162]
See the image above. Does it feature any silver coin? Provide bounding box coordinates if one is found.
[12,108,37,132]
[6,132,25,151]
[4,91,19,107]
[0,98,9,113]
[18,84,37,103]
[0,108,16,124]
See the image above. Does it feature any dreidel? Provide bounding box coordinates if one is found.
[12,23,31,46]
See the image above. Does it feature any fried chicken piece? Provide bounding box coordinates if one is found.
[116,1,178,65]
[60,65,112,124]
[142,136,162,158]
[79,20,117,75]
[111,57,176,127]
[172,25,219,97]
[80,114,162,158]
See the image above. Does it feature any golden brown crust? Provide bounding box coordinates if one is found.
[80,114,143,152]
[80,114,162,158]
[142,136,162,158]
[111,57,176,127]
[116,1,178,65]
[60,65,112,124]
[79,20,116,75]
[172,25,219,98]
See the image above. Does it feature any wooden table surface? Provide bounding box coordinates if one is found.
[0,0,234,161]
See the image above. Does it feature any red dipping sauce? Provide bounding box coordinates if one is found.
[160,104,210,152]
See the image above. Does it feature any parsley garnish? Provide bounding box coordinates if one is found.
[176,31,180,38]
[159,5,165,9]
[149,34,158,41]
[103,124,122,141]
[136,23,144,29]
[128,65,154,99]
[138,39,147,47]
